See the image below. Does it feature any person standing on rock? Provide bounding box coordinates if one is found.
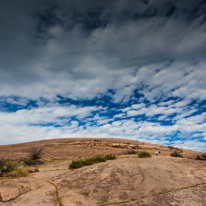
[156,151,158,155]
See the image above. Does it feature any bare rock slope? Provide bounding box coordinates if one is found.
[0,138,206,206]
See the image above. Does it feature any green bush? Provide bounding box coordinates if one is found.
[104,154,116,160]
[195,153,206,161]
[69,160,85,169]
[23,159,43,166]
[137,151,151,158]
[69,154,116,169]
[0,159,21,174]
[170,151,183,158]
[0,159,29,177]
[84,157,106,165]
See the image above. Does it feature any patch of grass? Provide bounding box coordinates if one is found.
[170,151,183,158]
[10,170,19,177]
[195,153,206,161]
[69,154,116,169]
[10,167,29,177]
[0,159,25,176]
[0,157,44,177]
[84,157,106,165]
[137,151,151,158]
[19,167,29,176]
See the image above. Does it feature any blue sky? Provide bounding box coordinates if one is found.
[0,0,206,152]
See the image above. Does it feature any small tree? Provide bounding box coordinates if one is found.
[28,146,44,160]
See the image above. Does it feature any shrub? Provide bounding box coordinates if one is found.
[195,153,206,161]
[69,160,85,169]
[23,159,43,166]
[104,154,116,160]
[8,160,19,170]
[28,146,44,160]
[10,167,29,177]
[83,158,95,166]
[69,154,116,169]
[20,167,29,176]
[0,160,20,174]
[137,151,151,158]
[0,159,6,168]
[0,159,34,177]
[201,153,206,160]
[170,151,183,158]
[84,157,106,165]
[10,170,19,177]
[34,168,39,172]
[127,150,137,154]
[195,155,202,160]
[0,159,6,175]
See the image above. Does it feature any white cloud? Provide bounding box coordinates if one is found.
[158,100,174,106]
[0,104,102,126]
[131,103,146,109]
[0,1,206,152]
[113,113,125,118]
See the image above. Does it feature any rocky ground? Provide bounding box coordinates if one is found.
[0,138,206,205]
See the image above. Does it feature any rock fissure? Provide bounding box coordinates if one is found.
[30,177,63,206]
[46,180,63,206]
[101,182,206,206]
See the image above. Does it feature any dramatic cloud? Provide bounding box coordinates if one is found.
[0,0,206,151]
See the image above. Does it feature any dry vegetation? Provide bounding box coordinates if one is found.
[0,146,44,177]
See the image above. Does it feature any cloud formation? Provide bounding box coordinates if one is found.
[0,0,206,151]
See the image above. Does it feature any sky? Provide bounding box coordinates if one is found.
[0,0,206,152]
